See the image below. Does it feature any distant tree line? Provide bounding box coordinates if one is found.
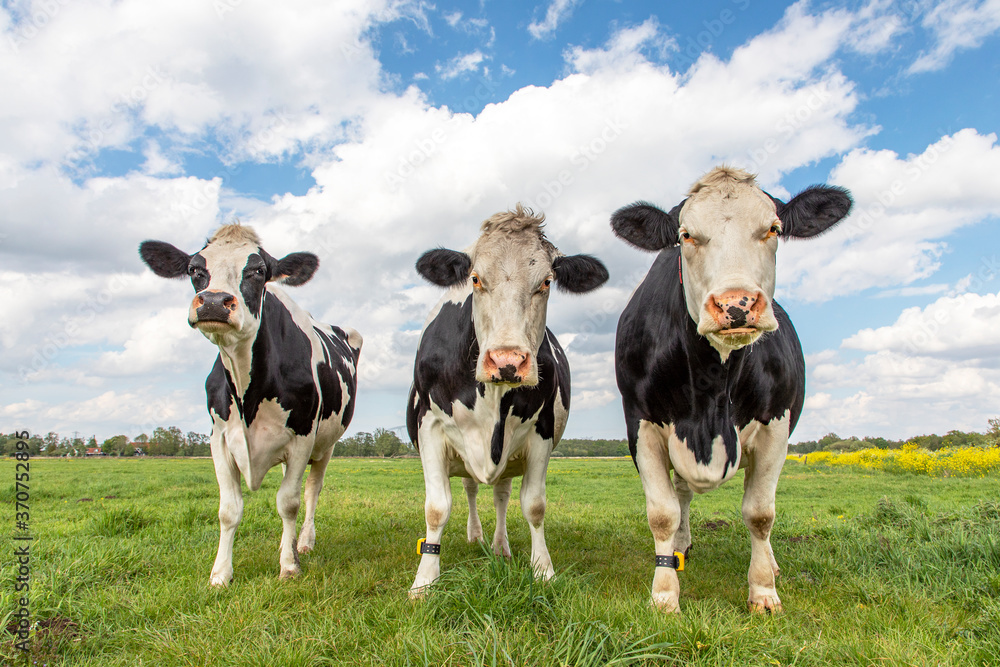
[788,418,1000,454]
[6,418,999,459]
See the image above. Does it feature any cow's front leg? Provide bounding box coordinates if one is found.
[297,447,333,554]
[520,437,554,580]
[636,421,682,612]
[492,477,513,558]
[276,440,312,579]
[741,416,789,614]
[462,477,484,543]
[210,422,243,587]
[410,429,452,598]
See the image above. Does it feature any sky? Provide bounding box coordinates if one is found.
[2,0,1000,445]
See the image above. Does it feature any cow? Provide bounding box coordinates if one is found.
[610,166,852,613]
[407,205,608,595]
[139,224,362,586]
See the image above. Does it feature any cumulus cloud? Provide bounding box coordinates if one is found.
[436,50,487,80]
[909,0,1000,73]
[528,0,583,40]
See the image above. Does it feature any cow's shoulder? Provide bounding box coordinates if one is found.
[731,300,805,432]
[244,291,320,435]
[412,293,480,417]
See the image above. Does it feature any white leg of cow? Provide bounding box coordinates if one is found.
[492,476,513,558]
[520,437,553,580]
[741,416,789,614]
[410,429,452,598]
[210,423,243,587]
[297,448,333,554]
[276,439,312,580]
[672,476,693,558]
[636,422,682,612]
[463,477,484,543]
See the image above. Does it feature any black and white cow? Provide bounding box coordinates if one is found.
[407,205,608,595]
[611,167,851,613]
[139,224,361,585]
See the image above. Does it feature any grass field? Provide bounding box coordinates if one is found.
[2,457,999,666]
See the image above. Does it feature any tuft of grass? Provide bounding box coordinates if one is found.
[90,506,157,537]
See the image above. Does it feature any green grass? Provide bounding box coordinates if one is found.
[2,457,999,665]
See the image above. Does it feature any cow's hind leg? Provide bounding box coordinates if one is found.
[276,439,312,579]
[492,477,513,558]
[635,421,682,612]
[463,477,484,543]
[520,435,554,580]
[673,476,693,559]
[210,420,243,587]
[740,416,789,614]
[297,447,333,555]
[410,425,452,597]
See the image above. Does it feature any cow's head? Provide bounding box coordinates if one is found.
[416,205,608,386]
[612,167,851,356]
[139,224,318,344]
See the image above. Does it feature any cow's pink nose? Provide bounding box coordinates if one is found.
[485,349,531,383]
[707,290,766,329]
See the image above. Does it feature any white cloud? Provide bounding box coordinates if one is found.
[909,0,1000,73]
[436,50,486,80]
[565,18,670,75]
[528,0,582,40]
[776,129,1000,302]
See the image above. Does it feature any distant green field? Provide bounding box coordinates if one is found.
[2,457,998,666]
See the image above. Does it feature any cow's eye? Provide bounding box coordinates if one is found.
[470,273,480,287]
[766,223,781,239]
[680,230,697,245]
[539,277,552,292]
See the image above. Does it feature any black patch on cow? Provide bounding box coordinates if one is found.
[314,325,360,423]
[408,294,570,456]
[240,254,268,319]
[615,246,805,473]
[139,240,192,279]
[610,200,686,252]
[416,249,472,288]
[206,356,233,422]
[189,254,210,292]
[766,186,853,239]
[725,305,747,328]
[552,254,610,293]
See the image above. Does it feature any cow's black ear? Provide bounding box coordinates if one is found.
[416,248,471,288]
[610,200,685,251]
[770,186,853,238]
[552,254,609,293]
[273,252,319,286]
[139,240,191,278]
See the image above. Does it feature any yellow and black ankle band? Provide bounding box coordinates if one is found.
[417,538,441,555]
[655,552,685,571]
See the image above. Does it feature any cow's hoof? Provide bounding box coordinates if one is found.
[279,565,300,580]
[467,527,484,543]
[296,543,313,555]
[493,542,512,558]
[408,585,430,600]
[209,573,232,587]
[748,594,783,615]
[650,593,680,613]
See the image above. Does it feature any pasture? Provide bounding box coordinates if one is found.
[2,457,998,666]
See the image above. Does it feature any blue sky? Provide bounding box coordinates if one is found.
[2,0,1000,444]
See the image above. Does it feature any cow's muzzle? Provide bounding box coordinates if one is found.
[483,348,532,384]
[191,291,237,329]
[706,289,767,333]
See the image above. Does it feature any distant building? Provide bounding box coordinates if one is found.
[85,448,105,457]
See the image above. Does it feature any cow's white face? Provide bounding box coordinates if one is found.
[467,230,556,385]
[139,224,318,347]
[678,180,782,352]
[416,206,608,387]
[612,167,853,358]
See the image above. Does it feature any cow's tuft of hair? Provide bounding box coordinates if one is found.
[139,240,190,279]
[688,166,758,197]
[611,201,682,252]
[553,254,609,293]
[209,223,262,246]
[480,203,546,235]
[416,248,472,288]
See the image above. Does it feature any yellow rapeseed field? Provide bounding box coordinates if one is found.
[786,442,1000,477]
